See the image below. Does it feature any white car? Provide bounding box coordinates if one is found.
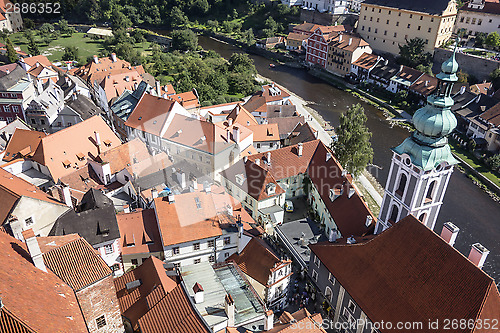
[285,200,294,212]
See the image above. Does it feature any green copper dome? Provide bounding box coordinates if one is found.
[392,41,459,171]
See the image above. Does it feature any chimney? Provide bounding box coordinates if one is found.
[228,118,233,126]
[232,126,240,144]
[348,187,355,198]
[348,38,352,45]
[328,229,337,242]
[26,73,32,82]
[266,151,271,164]
[326,152,331,162]
[236,104,240,115]
[94,131,101,146]
[35,63,39,68]
[226,129,230,142]
[193,283,204,304]
[111,53,117,62]
[177,172,186,189]
[151,188,158,199]
[460,85,466,94]
[468,243,489,268]
[365,215,373,227]
[67,62,71,71]
[192,177,198,190]
[297,143,303,157]
[123,204,130,213]
[339,34,343,42]
[264,309,274,331]
[22,229,47,272]
[440,222,459,246]
[61,183,73,208]
[93,55,98,64]
[255,158,260,166]
[225,294,235,327]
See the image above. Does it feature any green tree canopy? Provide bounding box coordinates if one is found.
[171,29,198,52]
[490,68,500,91]
[485,32,500,48]
[62,46,79,62]
[5,37,17,63]
[228,53,256,75]
[331,104,374,176]
[398,37,432,68]
[27,35,40,56]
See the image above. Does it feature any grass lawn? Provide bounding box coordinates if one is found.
[10,32,154,64]
[450,142,500,188]
[463,48,496,59]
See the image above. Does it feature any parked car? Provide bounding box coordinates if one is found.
[285,200,294,212]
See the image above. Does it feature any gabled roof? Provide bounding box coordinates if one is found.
[0,63,26,90]
[288,122,318,145]
[228,237,289,286]
[351,52,378,70]
[154,186,255,246]
[0,117,29,149]
[65,94,102,120]
[0,231,88,332]
[267,309,326,333]
[74,54,144,85]
[293,22,321,34]
[221,158,285,201]
[461,0,500,15]
[329,33,370,52]
[244,84,290,113]
[116,209,163,255]
[246,123,280,142]
[50,188,120,246]
[409,73,438,96]
[226,104,258,126]
[479,101,500,127]
[168,90,200,109]
[266,104,298,118]
[31,115,121,182]
[309,215,500,331]
[125,94,177,136]
[268,116,305,139]
[114,256,210,333]
[470,82,493,95]
[42,236,112,291]
[0,168,66,224]
[2,128,46,162]
[96,137,151,174]
[244,140,374,236]
[21,55,53,69]
[287,32,309,42]
[99,70,144,102]
[392,65,423,86]
[363,0,454,15]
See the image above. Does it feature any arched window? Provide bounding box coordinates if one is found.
[395,173,407,197]
[388,204,399,223]
[418,213,427,224]
[325,286,333,303]
[425,181,436,203]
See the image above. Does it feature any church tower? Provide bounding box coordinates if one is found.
[376,47,460,234]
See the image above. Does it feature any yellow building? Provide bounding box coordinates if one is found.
[357,0,458,55]
[326,33,372,77]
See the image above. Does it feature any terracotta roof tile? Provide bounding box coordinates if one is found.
[125,94,177,136]
[309,215,500,331]
[226,104,259,126]
[267,309,326,333]
[2,128,46,162]
[31,115,121,182]
[287,32,309,41]
[470,82,493,95]
[96,137,151,174]
[0,306,36,333]
[100,70,145,102]
[116,209,163,255]
[21,55,53,68]
[74,55,144,85]
[228,237,288,286]
[479,101,500,127]
[352,52,378,69]
[168,90,200,109]
[328,33,369,52]
[114,256,178,330]
[42,237,112,291]
[409,74,438,96]
[0,231,88,332]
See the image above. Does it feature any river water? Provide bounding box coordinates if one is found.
[197,36,500,283]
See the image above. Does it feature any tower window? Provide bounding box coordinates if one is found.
[425,181,436,203]
[395,173,407,197]
[388,205,399,223]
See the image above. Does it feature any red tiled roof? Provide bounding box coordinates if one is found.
[154,185,255,246]
[0,168,66,224]
[246,123,280,142]
[114,256,178,330]
[21,55,53,68]
[328,33,370,52]
[0,231,88,333]
[228,237,289,286]
[2,128,46,162]
[470,82,493,95]
[479,101,500,127]
[31,115,122,182]
[74,54,145,85]
[0,306,36,333]
[226,104,259,126]
[125,94,177,136]
[96,137,151,174]
[117,209,163,255]
[267,309,326,333]
[409,73,438,96]
[287,32,309,42]
[42,237,112,291]
[352,52,378,69]
[168,90,200,109]
[309,215,500,331]
[100,70,144,102]
[246,140,375,236]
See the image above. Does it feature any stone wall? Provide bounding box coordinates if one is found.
[76,276,125,333]
[433,48,500,82]
[300,9,336,26]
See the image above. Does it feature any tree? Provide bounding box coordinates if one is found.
[62,46,79,61]
[241,28,255,46]
[112,9,132,30]
[486,154,500,171]
[171,29,198,51]
[490,68,500,91]
[171,6,188,27]
[331,104,373,176]
[207,20,219,32]
[24,18,35,30]
[416,64,433,76]
[39,23,54,35]
[5,37,17,63]
[228,53,256,75]
[398,37,432,68]
[57,19,75,36]
[474,32,487,48]
[457,70,469,83]
[485,31,500,49]
[27,36,40,56]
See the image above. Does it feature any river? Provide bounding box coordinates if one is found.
[197,36,500,284]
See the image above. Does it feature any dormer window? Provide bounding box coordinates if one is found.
[76,152,85,161]
[266,183,276,195]
[103,139,112,147]
[62,160,71,168]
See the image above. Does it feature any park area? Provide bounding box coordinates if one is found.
[9,31,152,64]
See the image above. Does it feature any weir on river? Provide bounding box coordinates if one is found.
[197,35,500,284]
